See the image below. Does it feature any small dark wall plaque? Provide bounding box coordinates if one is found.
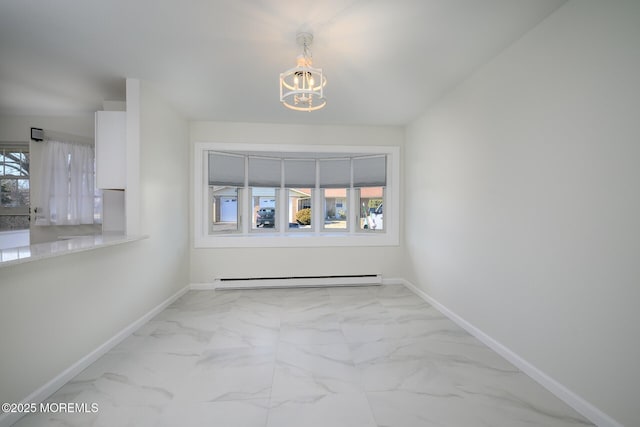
[31,127,44,141]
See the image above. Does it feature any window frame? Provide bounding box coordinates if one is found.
[194,142,399,248]
[0,145,30,230]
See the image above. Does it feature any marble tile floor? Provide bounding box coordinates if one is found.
[13,285,594,427]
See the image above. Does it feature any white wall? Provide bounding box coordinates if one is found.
[190,121,404,283]
[405,1,640,426]
[0,115,94,142]
[0,82,190,407]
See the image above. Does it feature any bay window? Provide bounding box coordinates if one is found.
[195,143,399,247]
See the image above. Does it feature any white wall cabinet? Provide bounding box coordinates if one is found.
[95,111,126,189]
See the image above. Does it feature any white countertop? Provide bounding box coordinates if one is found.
[0,234,148,268]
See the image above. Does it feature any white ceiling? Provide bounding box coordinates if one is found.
[0,0,566,126]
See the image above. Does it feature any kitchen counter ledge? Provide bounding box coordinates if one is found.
[0,234,148,269]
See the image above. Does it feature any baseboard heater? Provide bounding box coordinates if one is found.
[213,274,382,290]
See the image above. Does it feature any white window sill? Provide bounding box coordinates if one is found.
[194,232,398,248]
[0,233,148,269]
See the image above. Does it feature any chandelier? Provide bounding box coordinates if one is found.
[280,32,327,112]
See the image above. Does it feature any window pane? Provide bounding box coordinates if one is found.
[0,147,31,235]
[252,187,277,230]
[210,186,240,233]
[359,187,384,231]
[4,163,22,176]
[323,188,348,230]
[12,152,29,176]
[16,179,29,207]
[0,151,28,177]
[288,188,312,230]
[1,179,18,207]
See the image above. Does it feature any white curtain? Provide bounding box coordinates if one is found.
[35,140,95,225]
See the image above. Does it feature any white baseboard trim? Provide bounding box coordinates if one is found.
[190,282,216,290]
[400,279,622,427]
[0,285,189,427]
[381,277,405,286]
